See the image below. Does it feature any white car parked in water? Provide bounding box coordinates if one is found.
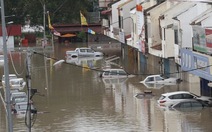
[157,91,212,107]
[2,74,18,87]
[99,68,135,78]
[140,74,181,85]
[66,47,103,58]
[9,78,26,90]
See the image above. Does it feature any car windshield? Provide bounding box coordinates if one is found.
[146,77,154,82]
[119,70,127,75]
[155,76,163,81]
[17,104,34,110]
[17,104,27,110]
[80,49,86,52]
[10,80,20,85]
[14,97,27,103]
[11,93,26,98]
[190,93,200,98]
[87,49,94,53]
[110,71,118,75]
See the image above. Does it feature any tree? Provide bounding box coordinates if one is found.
[4,0,94,26]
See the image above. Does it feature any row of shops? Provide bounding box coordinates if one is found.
[100,0,212,97]
[121,42,212,97]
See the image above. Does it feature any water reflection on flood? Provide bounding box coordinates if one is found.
[1,44,212,132]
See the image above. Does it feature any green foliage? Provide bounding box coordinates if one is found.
[4,0,94,26]
[77,31,86,41]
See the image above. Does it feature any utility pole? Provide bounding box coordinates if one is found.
[43,3,46,48]
[26,48,32,132]
[39,0,46,47]
[0,0,13,131]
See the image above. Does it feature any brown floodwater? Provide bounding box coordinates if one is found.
[1,43,212,132]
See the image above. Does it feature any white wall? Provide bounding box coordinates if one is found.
[177,3,210,48]
[111,1,122,39]
[201,13,212,28]
[160,2,195,59]
[147,1,175,57]
[121,1,136,36]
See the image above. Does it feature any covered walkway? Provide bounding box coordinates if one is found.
[51,23,102,43]
[52,24,102,34]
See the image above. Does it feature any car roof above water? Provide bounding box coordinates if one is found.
[11,92,26,97]
[162,91,191,96]
[103,68,125,72]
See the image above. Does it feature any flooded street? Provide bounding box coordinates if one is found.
[1,43,212,132]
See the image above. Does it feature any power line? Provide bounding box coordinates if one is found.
[32,50,212,77]
[9,51,26,76]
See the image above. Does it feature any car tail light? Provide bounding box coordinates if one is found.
[159,100,166,103]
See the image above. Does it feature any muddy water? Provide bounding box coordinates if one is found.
[0,43,212,132]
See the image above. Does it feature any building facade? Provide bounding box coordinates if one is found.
[100,0,212,96]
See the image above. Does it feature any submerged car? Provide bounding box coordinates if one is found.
[12,102,37,117]
[102,77,128,88]
[66,56,103,66]
[66,47,103,58]
[99,68,135,78]
[142,82,165,89]
[157,91,212,107]
[2,74,17,86]
[140,74,181,85]
[10,92,27,103]
[9,78,26,90]
[0,55,4,66]
[169,99,210,112]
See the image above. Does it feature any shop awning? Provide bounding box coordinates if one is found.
[60,33,76,37]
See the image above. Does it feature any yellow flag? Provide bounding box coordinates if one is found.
[80,11,88,26]
[47,12,54,30]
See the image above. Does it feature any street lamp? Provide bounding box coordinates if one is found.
[0,0,13,131]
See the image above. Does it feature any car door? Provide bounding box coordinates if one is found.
[155,76,164,84]
[168,94,184,105]
[86,48,94,56]
[110,70,118,78]
[145,76,155,84]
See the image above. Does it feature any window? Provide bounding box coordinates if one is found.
[80,49,86,52]
[87,49,94,53]
[155,76,163,81]
[183,94,195,99]
[104,71,109,76]
[163,28,165,40]
[146,77,154,82]
[110,71,117,75]
[174,29,178,44]
[119,70,127,75]
[169,94,182,99]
